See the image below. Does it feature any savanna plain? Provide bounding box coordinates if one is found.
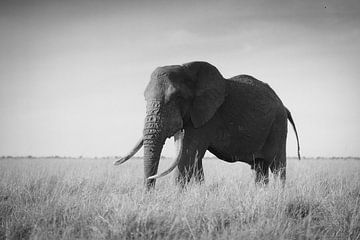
[0,157,359,240]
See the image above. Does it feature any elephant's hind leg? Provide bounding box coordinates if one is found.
[265,109,288,185]
[270,160,286,186]
[269,143,287,185]
[254,158,269,185]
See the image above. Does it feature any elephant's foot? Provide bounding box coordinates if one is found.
[270,159,286,187]
[271,167,286,187]
[254,158,269,185]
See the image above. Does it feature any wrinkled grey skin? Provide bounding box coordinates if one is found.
[120,61,300,189]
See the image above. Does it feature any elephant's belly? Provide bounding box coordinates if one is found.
[208,133,266,164]
[209,122,273,163]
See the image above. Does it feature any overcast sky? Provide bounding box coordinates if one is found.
[0,0,359,157]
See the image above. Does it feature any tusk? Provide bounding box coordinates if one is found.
[147,130,184,180]
[113,137,143,166]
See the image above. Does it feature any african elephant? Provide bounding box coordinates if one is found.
[114,61,300,189]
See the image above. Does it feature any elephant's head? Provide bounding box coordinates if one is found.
[116,62,227,189]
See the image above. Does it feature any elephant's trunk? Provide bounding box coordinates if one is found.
[143,100,166,189]
[147,130,184,180]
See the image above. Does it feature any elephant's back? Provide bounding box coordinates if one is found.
[228,74,262,85]
[228,75,279,98]
[226,74,283,108]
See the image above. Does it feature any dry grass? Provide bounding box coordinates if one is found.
[0,157,359,239]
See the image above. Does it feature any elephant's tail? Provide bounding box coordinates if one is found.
[286,108,301,160]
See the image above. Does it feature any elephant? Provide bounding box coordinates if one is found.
[114,61,300,189]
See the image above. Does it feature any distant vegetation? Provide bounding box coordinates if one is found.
[0,157,359,239]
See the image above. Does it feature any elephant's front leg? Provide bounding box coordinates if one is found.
[175,156,204,186]
[174,128,207,187]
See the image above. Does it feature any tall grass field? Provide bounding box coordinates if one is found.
[0,157,359,239]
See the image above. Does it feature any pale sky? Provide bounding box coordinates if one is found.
[0,0,359,157]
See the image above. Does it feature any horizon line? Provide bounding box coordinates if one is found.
[1,155,359,160]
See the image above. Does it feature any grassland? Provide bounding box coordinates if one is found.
[0,157,359,239]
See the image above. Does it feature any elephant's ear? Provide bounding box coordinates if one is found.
[182,62,227,128]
